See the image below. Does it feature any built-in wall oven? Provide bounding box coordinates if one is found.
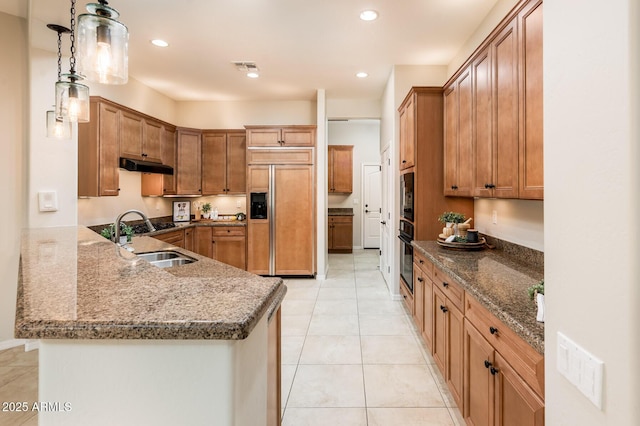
[400,172,414,222]
[398,220,414,293]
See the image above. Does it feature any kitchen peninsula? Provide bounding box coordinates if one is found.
[15,226,285,426]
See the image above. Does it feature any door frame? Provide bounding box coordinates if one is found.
[361,162,382,249]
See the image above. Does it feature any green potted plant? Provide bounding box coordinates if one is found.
[437,211,466,224]
[100,222,134,243]
[201,203,212,219]
[527,279,545,323]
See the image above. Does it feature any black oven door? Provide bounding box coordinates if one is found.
[398,233,413,293]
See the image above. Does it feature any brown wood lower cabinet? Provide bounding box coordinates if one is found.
[194,226,247,270]
[464,320,544,426]
[328,216,353,253]
[406,252,544,426]
[151,229,185,248]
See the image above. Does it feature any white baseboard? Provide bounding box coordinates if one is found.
[316,274,326,281]
[390,293,403,301]
[353,245,363,250]
[25,340,39,351]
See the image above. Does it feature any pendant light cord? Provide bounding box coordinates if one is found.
[69,0,77,77]
[56,30,63,80]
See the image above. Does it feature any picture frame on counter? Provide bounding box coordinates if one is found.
[173,201,191,222]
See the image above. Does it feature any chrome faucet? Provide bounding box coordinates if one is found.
[113,209,156,244]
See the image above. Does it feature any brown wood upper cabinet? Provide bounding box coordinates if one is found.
[328,145,353,193]
[119,110,163,164]
[399,94,415,170]
[78,98,120,197]
[443,0,543,200]
[245,125,316,147]
[176,128,202,195]
[202,130,247,195]
[444,66,474,196]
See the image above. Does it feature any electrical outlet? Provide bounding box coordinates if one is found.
[236,199,242,208]
[492,210,498,224]
[557,332,604,409]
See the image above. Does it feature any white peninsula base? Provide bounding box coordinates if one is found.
[38,316,268,426]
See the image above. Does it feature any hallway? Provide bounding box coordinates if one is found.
[280,249,463,425]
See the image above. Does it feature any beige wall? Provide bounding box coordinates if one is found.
[545,0,640,424]
[0,12,27,345]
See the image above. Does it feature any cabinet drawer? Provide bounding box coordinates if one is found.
[329,216,352,224]
[433,268,464,311]
[212,226,246,237]
[247,148,314,165]
[413,251,433,280]
[465,295,544,398]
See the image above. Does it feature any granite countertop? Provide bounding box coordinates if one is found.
[412,241,544,354]
[15,226,285,341]
[328,208,354,216]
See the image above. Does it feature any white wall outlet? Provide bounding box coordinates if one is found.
[557,332,604,409]
[38,191,58,212]
[236,199,242,208]
[492,210,498,224]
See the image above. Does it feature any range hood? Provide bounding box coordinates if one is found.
[119,158,174,175]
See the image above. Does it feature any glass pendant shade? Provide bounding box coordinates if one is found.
[46,110,72,139]
[55,79,90,123]
[77,3,128,85]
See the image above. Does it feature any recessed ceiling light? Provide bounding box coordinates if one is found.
[247,72,259,78]
[151,39,169,47]
[356,72,369,78]
[359,10,379,21]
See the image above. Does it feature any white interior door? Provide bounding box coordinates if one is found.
[380,147,392,284]
[362,164,381,249]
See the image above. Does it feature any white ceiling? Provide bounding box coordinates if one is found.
[7,0,500,102]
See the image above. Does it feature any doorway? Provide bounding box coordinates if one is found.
[380,145,392,284]
[362,163,381,249]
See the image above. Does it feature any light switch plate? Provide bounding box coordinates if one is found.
[557,331,604,409]
[38,191,58,212]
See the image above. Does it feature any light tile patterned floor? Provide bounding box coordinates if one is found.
[0,249,464,426]
[281,249,464,425]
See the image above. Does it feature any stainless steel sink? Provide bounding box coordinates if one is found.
[136,251,197,268]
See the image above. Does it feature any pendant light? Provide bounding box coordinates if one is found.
[77,0,128,84]
[46,24,72,139]
[56,0,90,123]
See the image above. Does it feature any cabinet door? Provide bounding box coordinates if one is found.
[329,146,353,193]
[422,274,434,352]
[162,126,177,195]
[493,21,519,198]
[202,132,227,195]
[399,95,415,169]
[473,48,494,198]
[274,165,314,275]
[142,119,163,163]
[213,236,246,270]
[329,216,352,252]
[281,127,315,146]
[97,101,120,196]
[176,128,202,195]
[184,227,194,252]
[494,352,544,426]
[443,85,459,195]
[247,221,270,275]
[246,128,281,147]
[226,131,247,193]
[447,302,465,411]
[433,288,447,374]
[518,0,544,200]
[194,226,212,258]
[152,230,184,248]
[413,264,425,333]
[464,320,494,426]
[119,110,145,160]
[457,68,474,196]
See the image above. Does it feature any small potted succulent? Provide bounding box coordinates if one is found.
[201,203,212,219]
[527,279,545,322]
